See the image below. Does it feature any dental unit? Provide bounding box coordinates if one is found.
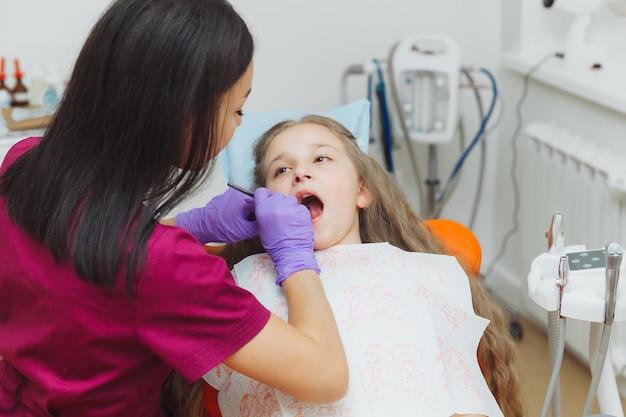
[528,211,625,417]
[341,35,497,220]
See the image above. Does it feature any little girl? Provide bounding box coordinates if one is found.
[164,115,523,417]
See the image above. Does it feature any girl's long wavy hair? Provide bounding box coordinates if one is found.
[164,115,524,417]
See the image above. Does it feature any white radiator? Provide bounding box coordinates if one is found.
[522,120,626,383]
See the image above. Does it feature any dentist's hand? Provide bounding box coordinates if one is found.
[175,187,257,244]
[254,188,320,286]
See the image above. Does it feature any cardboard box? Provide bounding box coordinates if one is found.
[1,106,52,131]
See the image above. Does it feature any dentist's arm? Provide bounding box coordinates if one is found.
[224,271,348,403]
[223,188,348,403]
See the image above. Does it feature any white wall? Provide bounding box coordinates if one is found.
[229,0,501,111]
[1,1,112,83]
[496,0,626,368]
[1,0,501,110]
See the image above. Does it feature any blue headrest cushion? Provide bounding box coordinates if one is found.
[219,99,371,189]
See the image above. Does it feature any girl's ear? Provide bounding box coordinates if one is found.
[356,182,373,209]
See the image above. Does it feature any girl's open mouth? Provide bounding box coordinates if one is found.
[297,193,324,222]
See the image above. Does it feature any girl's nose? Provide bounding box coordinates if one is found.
[293,167,312,183]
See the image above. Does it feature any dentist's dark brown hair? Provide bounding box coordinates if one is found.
[0,0,253,294]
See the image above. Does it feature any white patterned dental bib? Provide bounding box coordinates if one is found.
[204,242,504,417]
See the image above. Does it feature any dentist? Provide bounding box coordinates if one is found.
[0,1,348,416]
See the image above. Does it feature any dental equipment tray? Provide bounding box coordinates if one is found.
[566,248,606,271]
[528,245,626,323]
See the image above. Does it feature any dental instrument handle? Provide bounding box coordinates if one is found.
[547,211,565,254]
[226,182,256,221]
[227,182,254,197]
[604,242,623,324]
[557,255,569,313]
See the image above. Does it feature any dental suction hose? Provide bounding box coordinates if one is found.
[582,242,623,417]
[544,213,566,417]
[540,255,569,417]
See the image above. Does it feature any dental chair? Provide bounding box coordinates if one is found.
[201,100,485,417]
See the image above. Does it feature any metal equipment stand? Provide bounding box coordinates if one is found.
[528,212,625,417]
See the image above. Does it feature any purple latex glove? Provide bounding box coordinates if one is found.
[254,188,320,286]
[175,187,257,244]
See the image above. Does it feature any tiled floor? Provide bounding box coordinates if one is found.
[516,315,626,417]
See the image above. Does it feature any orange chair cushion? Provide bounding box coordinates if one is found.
[425,219,481,277]
[202,384,222,417]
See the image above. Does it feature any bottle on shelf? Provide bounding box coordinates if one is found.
[10,59,29,107]
[0,57,10,107]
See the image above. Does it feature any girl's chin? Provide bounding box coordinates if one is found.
[313,237,335,251]
[313,236,361,250]
[313,242,332,251]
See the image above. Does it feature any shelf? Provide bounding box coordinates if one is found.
[0,131,42,162]
[0,129,43,142]
[501,50,626,115]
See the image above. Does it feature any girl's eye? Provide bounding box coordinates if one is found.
[236,110,244,117]
[315,156,330,163]
[273,166,290,177]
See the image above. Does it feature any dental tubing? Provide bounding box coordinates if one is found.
[540,255,569,417]
[544,212,565,417]
[582,242,623,417]
[547,311,562,417]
